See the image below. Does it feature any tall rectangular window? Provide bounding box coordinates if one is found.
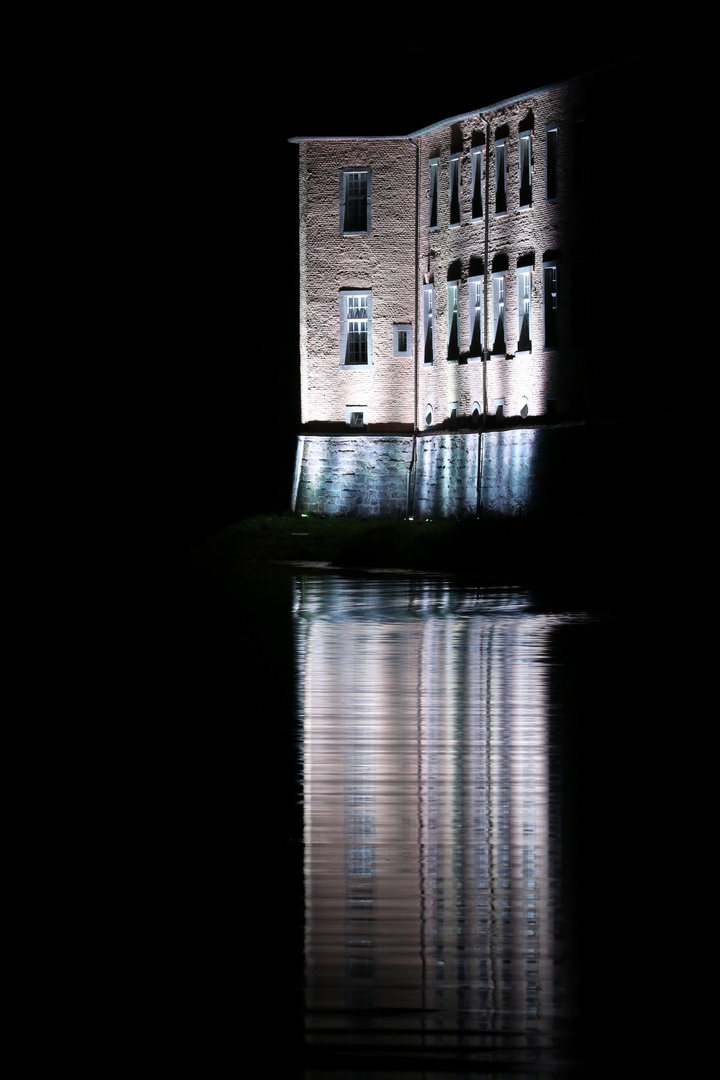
[423,284,434,364]
[447,281,459,360]
[519,132,532,208]
[340,169,371,234]
[546,125,558,201]
[543,263,559,348]
[429,158,439,230]
[468,276,483,358]
[449,153,460,227]
[492,273,506,355]
[471,147,483,220]
[340,290,372,365]
[495,139,506,214]
[517,269,532,352]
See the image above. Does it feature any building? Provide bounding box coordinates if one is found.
[289,62,656,518]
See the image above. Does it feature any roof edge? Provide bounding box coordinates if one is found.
[288,72,580,145]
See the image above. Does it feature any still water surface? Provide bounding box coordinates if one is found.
[153,562,662,1077]
[291,573,593,1078]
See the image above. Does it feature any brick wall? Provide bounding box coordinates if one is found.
[299,139,417,428]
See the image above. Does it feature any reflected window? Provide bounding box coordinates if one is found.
[340,168,371,234]
[519,132,532,208]
[471,146,484,220]
[468,275,483,358]
[429,158,439,230]
[492,272,506,355]
[340,289,372,366]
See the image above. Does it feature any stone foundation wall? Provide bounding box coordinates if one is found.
[292,435,414,518]
[292,424,598,519]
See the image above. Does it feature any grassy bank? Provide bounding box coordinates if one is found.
[192,510,648,604]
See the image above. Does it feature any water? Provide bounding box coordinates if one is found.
[147,561,668,1077]
[293,575,587,1078]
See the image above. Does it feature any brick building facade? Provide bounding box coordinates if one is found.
[290,63,654,517]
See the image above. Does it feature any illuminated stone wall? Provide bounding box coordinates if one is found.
[415,79,586,428]
[292,425,595,518]
[290,71,653,519]
[296,79,587,435]
[412,433,479,519]
[298,139,417,428]
[293,434,414,517]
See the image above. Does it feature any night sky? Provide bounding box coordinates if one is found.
[131,17,680,557]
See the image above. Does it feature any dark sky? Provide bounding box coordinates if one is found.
[132,19,680,550]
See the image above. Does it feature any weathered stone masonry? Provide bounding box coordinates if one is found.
[290,65,645,518]
[291,426,596,519]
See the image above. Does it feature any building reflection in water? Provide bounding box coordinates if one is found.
[294,574,581,1070]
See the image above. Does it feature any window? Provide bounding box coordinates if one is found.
[471,147,483,220]
[425,403,434,427]
[546,125,558,201]
[519,132,532,208]
[543,263,559,348]
[493,397,505,418]
[340,169,371,234]
[468,275,483,358]
[346,406,367,427]
[449,401,458,421]
[447,281,459,360]
[340,289,372,366]
[517,269,532,352]
[393,323,412,358]
[495,139,506,214]
[423,284,434,364]
[429,158,439,230]
[449,153,460,227]
[491,272,506,355]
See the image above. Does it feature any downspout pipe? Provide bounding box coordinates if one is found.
[408,137,420,518]
[480,115,490,425]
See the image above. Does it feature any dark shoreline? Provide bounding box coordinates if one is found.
[187,510,662,615]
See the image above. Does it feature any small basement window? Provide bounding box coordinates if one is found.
[346,406,368,427]
[393,323,412,358]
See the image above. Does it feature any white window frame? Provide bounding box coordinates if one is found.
[468,275,483,360]
[429,158,439,231]
[449,401,458,421]
[339,168,371,235]
[471,146,484,221]
[519,132,532,209]
[423,284,434,365]
[449,152,461,228]
[493,397,505,418]
[345,406,368,427]
[393,323,412,358]
[340,289,372,366]
[543,261,559,348]
[425,403,434,427]
[516,268,532,354]
[546,124,559,202]
[491,272,506,356]
[495,138,507,215]
[447,280,459,361]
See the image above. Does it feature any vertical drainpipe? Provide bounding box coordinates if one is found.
[408,137,420,518]
[481,115,490,423]
[479,115,490,515]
